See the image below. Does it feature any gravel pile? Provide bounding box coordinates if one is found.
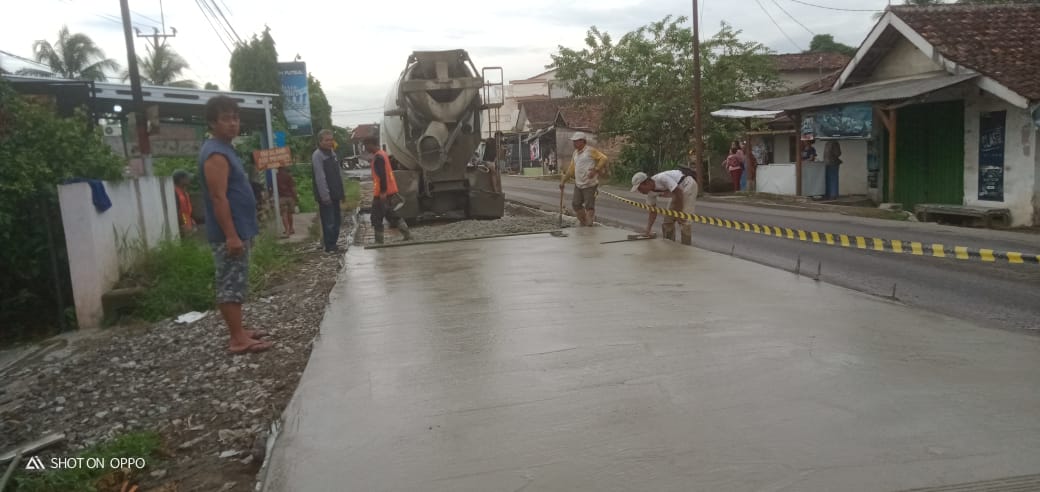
[0,232,348,491]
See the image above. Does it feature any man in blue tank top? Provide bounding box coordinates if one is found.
[197,96,271,355]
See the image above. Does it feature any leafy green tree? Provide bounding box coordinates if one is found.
[806,34,856,57]
[551,18,781,185]
[0,80,124,336]
[33,25,120,81]
[125,41,197,88]
[308,74,332,133]
[229,27,281,116]
[332,125,352,157]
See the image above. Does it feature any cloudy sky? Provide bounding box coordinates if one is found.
[2,0,897,128]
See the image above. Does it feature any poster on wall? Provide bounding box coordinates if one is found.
[278,62,312,136]
[811,103,873,139]
[530,139,540,161]
[977,110,1006,202]
[800,116,815,141]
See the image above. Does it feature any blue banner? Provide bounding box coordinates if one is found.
[978,111,1005,201]
[810,103,873,140]
[278,62,312,136]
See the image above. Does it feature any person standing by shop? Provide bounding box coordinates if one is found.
[559,132,609,226]
[823,140,842,200]
[312,129,345,253]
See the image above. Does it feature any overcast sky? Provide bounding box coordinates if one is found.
[2,0,898,128]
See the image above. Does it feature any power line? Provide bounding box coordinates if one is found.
[207,0,242,44]
[192,0,232,54]
[331,107,384,114]
[197,0,238,47]
[783,0,881,12]
[771,0,816,36]
[755,0,803,52]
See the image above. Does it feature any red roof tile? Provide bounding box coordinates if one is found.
[892,4,1040,102]
[772,52,850,72]
[555,99,604,131]
[519,100,560,129]
[350,124,379,142]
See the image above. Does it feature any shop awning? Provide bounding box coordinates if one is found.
[524,125,555,143]
[710,108,785,119]
[726,73,978,112]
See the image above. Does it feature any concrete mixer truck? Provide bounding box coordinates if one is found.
[380,50,504,221]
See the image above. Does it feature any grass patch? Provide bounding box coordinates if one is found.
[343,179,361,210]
[119,233,294,322]
[10,431,162,492]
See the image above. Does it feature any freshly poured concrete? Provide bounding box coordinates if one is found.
[262,227,1040,492]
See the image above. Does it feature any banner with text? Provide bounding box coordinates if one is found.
[278,62,312,136]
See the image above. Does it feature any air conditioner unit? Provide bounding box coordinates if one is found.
[103,122,122,137]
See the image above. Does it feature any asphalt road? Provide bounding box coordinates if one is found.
[502,176,1040,334]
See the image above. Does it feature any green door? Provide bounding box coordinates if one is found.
[890,101,965,209]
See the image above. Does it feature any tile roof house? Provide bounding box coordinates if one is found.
[771,52,850,92]
[349,123,379,143]
[719,4,1040,226]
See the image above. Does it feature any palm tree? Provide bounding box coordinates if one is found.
[33,25,120,81]
[125,41,197,88]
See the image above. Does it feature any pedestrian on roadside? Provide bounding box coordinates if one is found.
[723,147,744,193]
[823,140,842,200]
[363,136,411,244]
[559,132,609,226]
[802,140,818,162]
[277,167,298,237]
[630,168,699,245]
[173,169,195,236]
[197,95,272,355]
[312,129,345,253]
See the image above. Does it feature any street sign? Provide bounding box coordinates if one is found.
[253,147,293,170]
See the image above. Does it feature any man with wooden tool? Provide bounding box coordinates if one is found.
[559,132,609,226]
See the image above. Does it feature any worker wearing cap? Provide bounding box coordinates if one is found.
[559,132,609,226]
[630,169,698,245]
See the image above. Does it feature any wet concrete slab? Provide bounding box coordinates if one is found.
[262,226,1040,492]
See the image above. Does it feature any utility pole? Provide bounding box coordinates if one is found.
[120,0,153,176]
[692,0,705,186]
[136,26,177,53]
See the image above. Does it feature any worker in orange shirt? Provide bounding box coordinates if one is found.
[173,170,195,236]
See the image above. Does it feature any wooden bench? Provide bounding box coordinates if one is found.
[913,204,1011,228]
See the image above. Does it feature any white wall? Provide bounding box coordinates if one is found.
[836,140,869,196]
[779,71,827,91]
[59,177,178,329]
[867,37,944,83]
[962,93,1038,226]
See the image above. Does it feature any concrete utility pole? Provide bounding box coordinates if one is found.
[120,0,153,176]
[692,0,705,186]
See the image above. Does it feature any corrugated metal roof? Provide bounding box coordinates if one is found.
[726,73,978,112]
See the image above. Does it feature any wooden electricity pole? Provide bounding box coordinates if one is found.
[692,0,705,186]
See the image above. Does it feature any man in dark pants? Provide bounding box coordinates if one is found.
[363,136,411,244]
[312,129,344,252]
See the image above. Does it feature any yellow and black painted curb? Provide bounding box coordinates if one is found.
[600,190,1040,265]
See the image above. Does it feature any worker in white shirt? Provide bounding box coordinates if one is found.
[559,132,609,226]
[630,168,699,245]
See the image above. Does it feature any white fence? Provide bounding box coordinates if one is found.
[58,177,178,329]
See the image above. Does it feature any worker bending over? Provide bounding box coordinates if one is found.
[630,169,698,245]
